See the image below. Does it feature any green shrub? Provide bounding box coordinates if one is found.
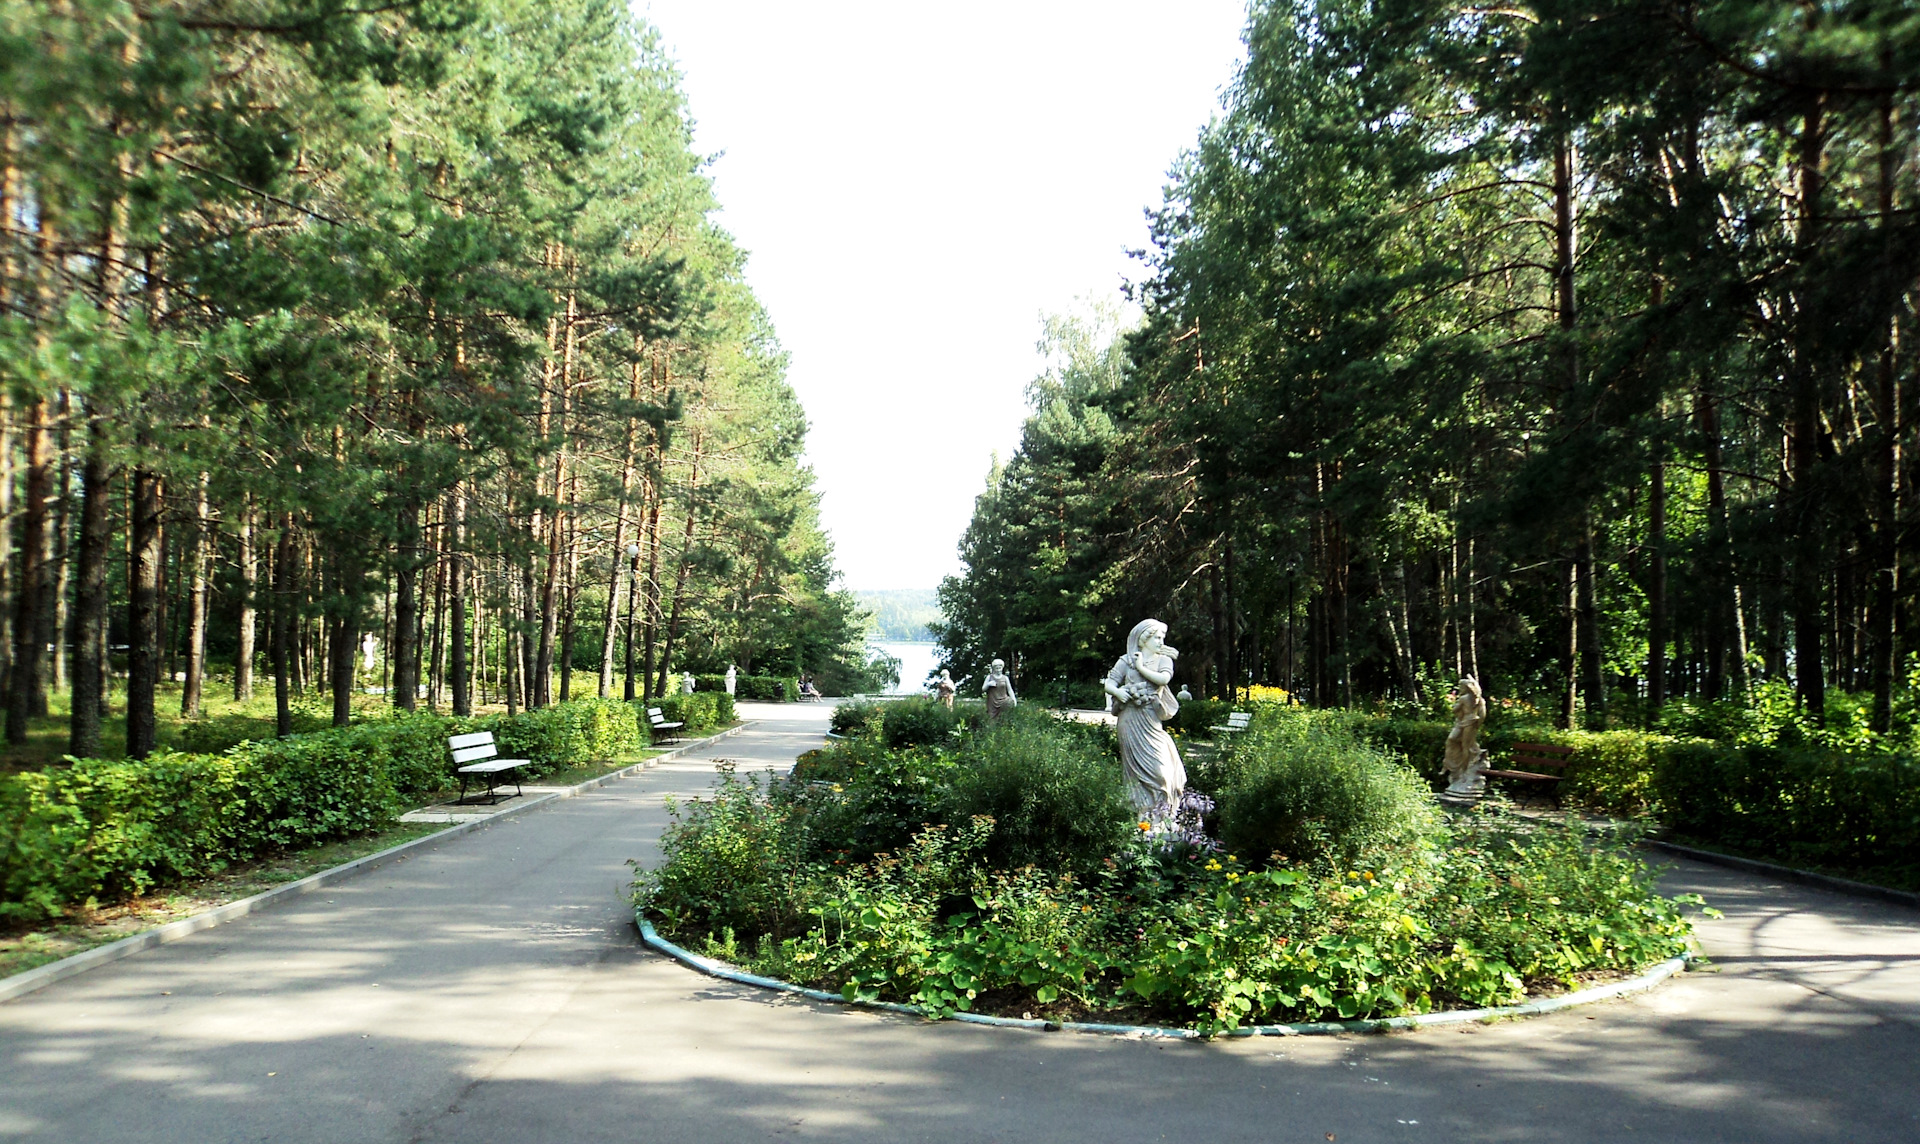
[879,696,968,749]
[0,752,252,919]
[736,675,798,702]
[1654,741,1920,883]
[941,707,1134,876]
[1344,716,1451,779]
[243,731,401,848]
[649,691,732,734]
[474,698,646,777]
[634,764,820,940]
[1213,715,1440,869]
[1166,697,1232,738]
[830,699,882,736]
[174,709,328,754]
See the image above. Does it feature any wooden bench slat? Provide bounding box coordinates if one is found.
[449,731,495,750]
[451,743,498,765]
[458,758,529,774]
[1484,768,1564,782]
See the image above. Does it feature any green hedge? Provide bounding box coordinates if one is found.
[469,698,645,779]
[735,675,798,702]
[0,698,654,922]
[1654,742,1920,883]
[647,691,734,734]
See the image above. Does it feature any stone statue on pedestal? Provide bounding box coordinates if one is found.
[934,669,957,710]
[1443,677,1489,795]
[982,658,1017,720]
[724,664,737,696]
[1101,619,1187,823]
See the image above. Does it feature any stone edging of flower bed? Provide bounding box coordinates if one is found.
[0,721,756,1005]
[635,913,1692,1039]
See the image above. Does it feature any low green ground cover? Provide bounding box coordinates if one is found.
[636,704,1698,1033]
[0,696,714,922]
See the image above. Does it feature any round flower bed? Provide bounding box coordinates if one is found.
[632,706,1701,1035]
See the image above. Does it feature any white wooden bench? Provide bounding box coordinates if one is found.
[449,731,529,805]
[646,706,684,743]
[1209,710,1253,738]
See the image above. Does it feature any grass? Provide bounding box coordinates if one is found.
[0,820,449,979]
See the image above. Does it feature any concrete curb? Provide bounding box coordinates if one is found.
[0,721,757,1005]
[635,914,1691,1040]
[1649,839,1920,910]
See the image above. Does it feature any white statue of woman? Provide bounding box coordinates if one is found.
[1101,618,1187,822]
[1443,676,1489,794]
[724,664,737,696]
[934,669,957,710]
[982,658,1017,720]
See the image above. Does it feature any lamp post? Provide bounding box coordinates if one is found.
[623,542,640,701]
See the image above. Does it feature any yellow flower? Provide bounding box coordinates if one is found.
[1363,871,1375,882]
[1138,822,1152,832]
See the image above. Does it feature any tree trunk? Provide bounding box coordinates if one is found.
[181,473,210,718]
[45,390,72,699]
[1870,89,1901,733]
[235,498,256,701]
[642,469,663,701]
[329,571,358,728]
[449,489,470,717]
[1648,457,1668,720]
[391,504,421,711]
[1577,513,1605,730]
[68,426,114,758]
[1789,101,1828,721]
[1559,560,1577,730]
[272,517,295,736]
[6,393,51,743]
[126,467,164,758]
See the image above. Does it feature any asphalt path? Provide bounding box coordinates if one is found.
[2,701,1916,1143]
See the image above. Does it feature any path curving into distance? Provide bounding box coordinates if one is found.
[2,702,1916,1142]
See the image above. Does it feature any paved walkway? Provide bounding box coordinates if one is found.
[2,703,1916,1143]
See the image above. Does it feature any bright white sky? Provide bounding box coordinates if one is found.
[636,1,1249,591]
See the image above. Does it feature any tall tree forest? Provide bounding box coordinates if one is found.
[939,0,1919,737]
[0,0,875,764]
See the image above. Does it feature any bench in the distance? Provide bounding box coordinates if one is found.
[1209,710,1253,738]
[646,707,685,743]
[1483,742,1575,800]
[449,731,529,805]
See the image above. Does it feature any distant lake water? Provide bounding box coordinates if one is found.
[870,640,941,695]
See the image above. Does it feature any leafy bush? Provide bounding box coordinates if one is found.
[1212,714,1440,870]
[633,764,820,940]
[649,692,733,735]
[736,675,799,702]
[0,752,253,920]
[243,731,401,848]
[830,700,882,736]
[879,696,969,749]
[1655,741,1920,884]
[1166,697,1232,738]
[793,739,958,860]
[473,698,646,778]
[174,709,329,754]
[1344,716,1451,779]
[941,707,1134,876]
